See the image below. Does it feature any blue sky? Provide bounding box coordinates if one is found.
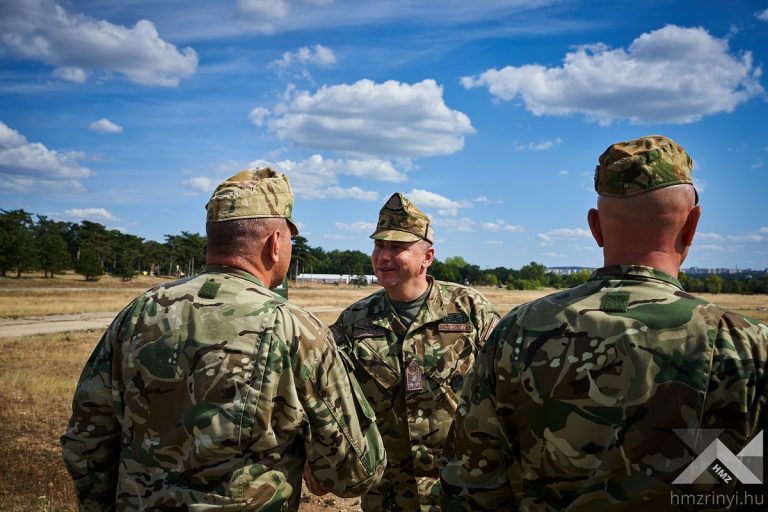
[1,0,767,271]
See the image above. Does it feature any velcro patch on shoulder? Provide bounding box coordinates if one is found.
[481,316,500,342]
[600,292,630,313]
[352,321,389,339]
[329,322,347,345]
[198,279,221,299]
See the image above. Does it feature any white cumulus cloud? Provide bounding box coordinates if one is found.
[88,119,123,134]
[52,66,87,83]
[538,227,592,244]
[249,154,392,200]
[0,121,92,193]
[271,44,337,68]
[482,220,525,232]
[757,8,768,21]
[235,0,291,33]
[335,221,376,232]
[514,138,562,151]
[405,189,464,210]
[64,208,117,221]
[182,176,216,194]
[431,217,475,232]
[463,25,764,124]
[248,107,271,127]
[268,79,474,158]
[0,0,198,86]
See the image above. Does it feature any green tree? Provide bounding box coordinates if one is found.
[507,278,540,291]
[430,259,459,283]
[566,269,591,287]
[478,272,498,287]
[0,209,39,278]
[706,274,724,294]
[547,273,566,289]
[519,261,547,284]
[75,247,104,281]
[78,220,111,267]
[113,233,143,281]
[291,235,321,279]
[141,240,171,276]
[36,216,71,278]
[165,231,206,277]
[443,256,481,284]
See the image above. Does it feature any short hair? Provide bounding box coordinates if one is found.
[206,217,288,256]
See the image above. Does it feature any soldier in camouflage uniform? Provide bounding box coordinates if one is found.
[61,168,385,511]
[327,193,500,511]
[440,135,768,510]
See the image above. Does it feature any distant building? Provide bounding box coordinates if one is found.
[546,266,594,276]
[683,267,752,275]
[296,273,378,285]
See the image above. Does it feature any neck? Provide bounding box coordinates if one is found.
[603,250,681,277]
[207,255,272,286]
[386,276,430,302]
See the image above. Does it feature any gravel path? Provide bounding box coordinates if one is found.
[0,307,347,337]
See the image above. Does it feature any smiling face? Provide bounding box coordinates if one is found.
[371,239,434,300]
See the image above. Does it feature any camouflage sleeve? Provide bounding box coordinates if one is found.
[285,306,386,497]
[440,312,520,511]
[470,290,500,349]
[59,302,137,511]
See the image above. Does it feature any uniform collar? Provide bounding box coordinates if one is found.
[371,275,446,335]
[204,264,267,288]
[589,265,683,290]
[372,275,447,334]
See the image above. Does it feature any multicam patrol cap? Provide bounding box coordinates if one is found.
[594,135,697,203]
[206,167,299,235]
[370,192,434,244]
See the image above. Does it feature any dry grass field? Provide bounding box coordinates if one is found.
[0,272,766,511]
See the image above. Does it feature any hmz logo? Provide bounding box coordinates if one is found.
[673,430,764,485]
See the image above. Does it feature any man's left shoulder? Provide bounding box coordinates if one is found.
[433,279,491,303]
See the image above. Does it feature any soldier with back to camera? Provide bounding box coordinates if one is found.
[440,135,768,511]
[61,168,385,511]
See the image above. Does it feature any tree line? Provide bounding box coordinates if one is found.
[0,209,206,281]
[2,209,766,294]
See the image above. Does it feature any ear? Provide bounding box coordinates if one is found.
[681,205,701,247]
[265,229,282,264]
[587,208,604,248]
[422,244,435,271]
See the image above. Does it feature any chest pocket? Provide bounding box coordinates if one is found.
[354,334,401,388]
[424,327,478,398]
[351,333,401,419]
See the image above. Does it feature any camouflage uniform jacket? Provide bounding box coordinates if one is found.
[61,265,385,512]
[440,265,768,511]
[331,277,499,511]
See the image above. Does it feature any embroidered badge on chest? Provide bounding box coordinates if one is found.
[405,360,423,392]
[438,313,472,333]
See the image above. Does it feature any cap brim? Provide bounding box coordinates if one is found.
[370,229,421,243]
[285,219,299,236]
[287,218,299,237]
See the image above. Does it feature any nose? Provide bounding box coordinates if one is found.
[377,245,394,261]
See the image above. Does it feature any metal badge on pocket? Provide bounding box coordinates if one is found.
[405,360,423,392]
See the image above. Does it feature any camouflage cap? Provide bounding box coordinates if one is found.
[594,135,696,202]
[206,167,299,235]
[370,192,434,244]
